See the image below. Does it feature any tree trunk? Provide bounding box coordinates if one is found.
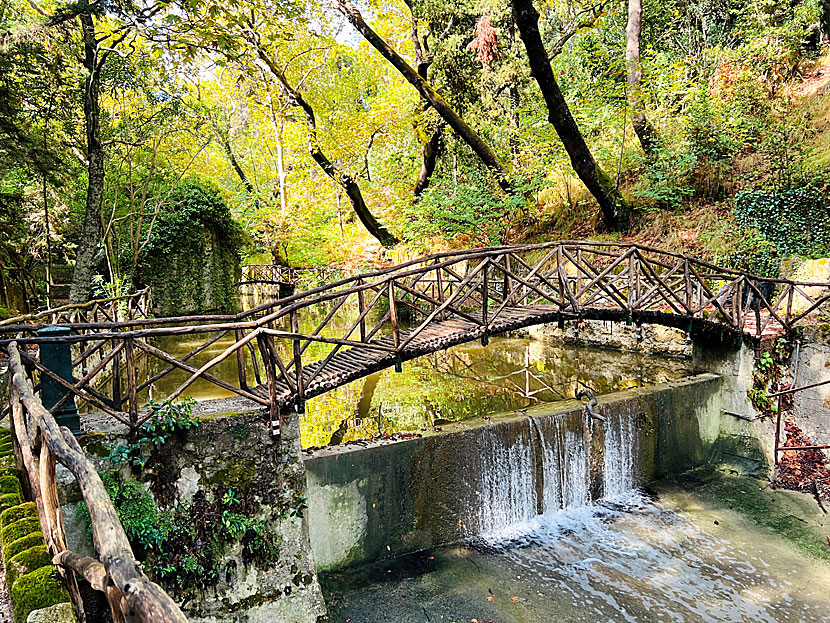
[335,0,512,194]
[511,0,629,231]
[257,51,399,248]
[414,124,443,196]
[69,12,104,304]
[626,0,658,156]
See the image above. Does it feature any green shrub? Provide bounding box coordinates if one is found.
[3,532,45,568]
[0,503,36,528]
[1,518,41,546]
[6,545,50,586]
[0,476,21,497]
[9,565,70,623]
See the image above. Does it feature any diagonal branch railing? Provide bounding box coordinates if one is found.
[3,241,830,438]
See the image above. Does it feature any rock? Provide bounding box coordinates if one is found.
[26,602,75,623]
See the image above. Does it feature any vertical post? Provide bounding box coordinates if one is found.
[388,279,402,372]
[357,279,366,342]
[291,310,305,411]
[481,260,489,346]
[435,263,445,320]
[112,338,122,413]
[684,258,692,313]
[235,329,248,391]
[123,338,138,429]
[257,334,281,436]
[786,284,794,328]
[36,326,80,435]
[627,254,635,315]
[503,254,514,306]
[576,247,583,303]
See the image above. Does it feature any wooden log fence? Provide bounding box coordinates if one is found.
[6,342,188,623]
[3,242,830,438]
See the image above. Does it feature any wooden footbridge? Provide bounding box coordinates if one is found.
[3,241,830,436]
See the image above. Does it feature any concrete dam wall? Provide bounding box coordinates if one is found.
[304,373,722,571]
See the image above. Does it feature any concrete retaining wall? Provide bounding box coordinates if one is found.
[304,373,722,572]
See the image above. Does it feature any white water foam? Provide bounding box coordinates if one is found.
[603,405,638,499]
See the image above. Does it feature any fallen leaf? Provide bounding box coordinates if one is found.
[510,596,519,602]
[487,596,494,602]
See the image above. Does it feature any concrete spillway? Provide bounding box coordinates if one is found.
[304,373,721,571]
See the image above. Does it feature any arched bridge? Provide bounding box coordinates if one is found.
[3,241,829,436]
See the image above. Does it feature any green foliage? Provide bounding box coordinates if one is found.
[0,502,36,528]
[106,398,198,468]
[733,187,830,259]
[6,545,51,586]
[9,565,71,623]
[135,178,243,315]
[748,338,791,415]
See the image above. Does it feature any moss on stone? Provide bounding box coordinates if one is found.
[1,518,41,546]
[0,455,15,470]
[0,502,36,528]
[206,460,257,494]
[6,545,51,586]
[0,475,22,497]
[0,493,22,514]
[3,532,46,568]
[0,442,14,455]
[10,565,70,623]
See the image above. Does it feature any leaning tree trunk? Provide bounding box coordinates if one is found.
[414,124,443,196]
[258,51,399,248]
[69,12,104,304]
[335,0,513,194]
[511,0,629,231]
[626,0,658,156]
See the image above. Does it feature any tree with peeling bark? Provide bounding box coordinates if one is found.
[511,0,630,231]
[625,0,658,156]
[334,0,513,195]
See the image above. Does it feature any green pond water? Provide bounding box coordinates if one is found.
[138,329,688,448]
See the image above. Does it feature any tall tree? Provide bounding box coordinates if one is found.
[511,0,630,231]
[625,0,658,156]
[68,12,106,303]
[335,0,513,194]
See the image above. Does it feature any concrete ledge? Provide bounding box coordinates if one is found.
[304,373,722,571]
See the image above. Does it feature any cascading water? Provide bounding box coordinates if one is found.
[471,421,537,536]
[471,405,640,539]
[602,405,638,499]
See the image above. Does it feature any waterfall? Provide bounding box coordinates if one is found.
[603,405,638,499]
[471,406,640,539]
[472,421,537,536]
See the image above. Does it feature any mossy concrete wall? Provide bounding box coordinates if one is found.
[790,325,830,447]
[304,373,722,572]
[60,411,327,623]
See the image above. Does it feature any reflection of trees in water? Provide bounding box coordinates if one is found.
[328,372,380,446]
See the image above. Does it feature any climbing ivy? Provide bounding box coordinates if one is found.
[747,337,791,416]
[134,178,244,315]
[733,187,830,260]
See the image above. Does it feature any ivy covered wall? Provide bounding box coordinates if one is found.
[135,179,243,316]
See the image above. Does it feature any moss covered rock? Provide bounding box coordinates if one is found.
[0,475,21,496]
[3,532,45,568]
[0,443,14,456]
[0,493,22,515]
[0,466,18,480]
[0,455,15,469]
[10,565,70,623]
[1,518,41,546]
[1,502,36,528]
[26,602,76,623]
[6,545,51,586]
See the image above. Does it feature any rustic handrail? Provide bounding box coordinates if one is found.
[6,342,187,623]
[3,241,830,438]
[0,288,151,328]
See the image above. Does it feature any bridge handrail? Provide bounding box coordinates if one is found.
[0,287,152,329]
[3,241,830,437]
[5,342,187,623]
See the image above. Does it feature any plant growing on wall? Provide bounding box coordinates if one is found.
[134,178,245,315]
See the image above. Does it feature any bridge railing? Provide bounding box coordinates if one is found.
[2,242,830,437]
[0,288,152,328]
[5,342,187,623]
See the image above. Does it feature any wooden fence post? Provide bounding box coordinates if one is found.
[290,310,305,410]
[357,279,366,342]
[123,339,138,429]
[388,279,402,372]
[481,259,489,346]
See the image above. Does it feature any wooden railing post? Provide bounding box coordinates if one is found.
[256,333,280,436]
[389,279,402,372]
[435,263,445,320]
[290,310,305,410]
[235,328,248,390]
[357,279,367,342]
[481,259,489,346]
[112,335,122,413]
[123,338,138,429]
[503,254,514,306]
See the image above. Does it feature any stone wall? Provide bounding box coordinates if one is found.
[304,374,722,572]
[60,410,327,623]
[790,325,830,446]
